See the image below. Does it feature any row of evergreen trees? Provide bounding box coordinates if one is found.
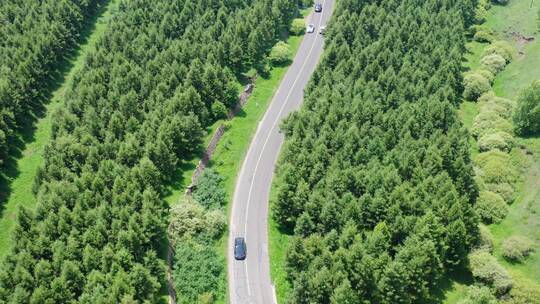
[273,0,480,302]
[0,0,103,166]
[0,0,298,302]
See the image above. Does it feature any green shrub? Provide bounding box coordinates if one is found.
[475,149,512,167]
[168,197,227,244]
[479,0,491,10]
[464,73,492,101]
[474,30,495,43]
[479,103,511,119]
[471,111,513,137]
[513,80,540,136]
[502,236,535,262]
[477,69,495,83]
[475,175,487,191]
[194,169,227,209]
[476,224,494,252]
[475,152,519,185]
[173,241,225,303]
[469,250,513,296]
[475,190,508,224]
[486,182,515,203]
[299,0,313,7]
[482,41,514,63]
[493,0,509,5]
[481,54,507,74]
[475,6,488,24]
[466,70,495,84]
[457,285,497,304]
[290,18,306,35]
[478,92,516,114]
[479,99,516,119]
[211,101,228,120]
[507,276,540,304]
[269,41,292,65]
[478,131,515,152]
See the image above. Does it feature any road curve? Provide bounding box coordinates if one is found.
[228,2,334,303]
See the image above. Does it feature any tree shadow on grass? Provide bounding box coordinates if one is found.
[0,0,111,216]
[423,264,474,304]
[162,160,198,203]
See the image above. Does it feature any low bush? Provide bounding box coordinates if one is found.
[471,111,513,137]
[477,69,495,83]
[506,276,540,304]
[475,149,512,167]
[476,154,519,186]
[173,241,225,303]
[290,18,306,35]
[479,0,491,10]
[457,285,497,304]
[474,30,495,43]
[299,0,314,7]
[469,250,513,296]
[269,41,292,65]
[476,224,494,252]
[513,80,540,136]
[466,70,495,84]
[486,182,515,203]
[502,236,535,262]
[464,73,492,101]
[481,54,507,74]
[475,175,487,191]
[493,0,510,5]
[483,41,514,63]
[212,101,228,120]
[478,92,516,113]
[479,101,515,120]
[475,190,508,224]
[168,197,227,244]
[475,6,488,24]
[194,169,227,209]
[478,131,515,152]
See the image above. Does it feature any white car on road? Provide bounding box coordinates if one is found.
[307,24,315,33]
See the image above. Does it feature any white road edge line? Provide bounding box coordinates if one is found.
[243,0,327,299]
[272,284,278,304]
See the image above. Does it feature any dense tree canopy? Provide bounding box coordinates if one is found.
[0,0,298,302]
[513,80,540,135]
[0,0,103,166]
[274,0,479,302]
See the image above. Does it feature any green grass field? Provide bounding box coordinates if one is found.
[0,0,119,260]
[448,1,540,302]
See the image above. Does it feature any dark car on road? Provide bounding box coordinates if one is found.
[234,237,247,260]
[314,3,322,12]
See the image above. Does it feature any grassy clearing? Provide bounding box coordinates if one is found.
[490,146,540,285]
[473,0,540,291]
[448,1,540,302]
[0,0,119,260]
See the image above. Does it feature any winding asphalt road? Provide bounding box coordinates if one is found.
[228,2,334,303]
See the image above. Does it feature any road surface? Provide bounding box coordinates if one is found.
[228,2,334,303]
